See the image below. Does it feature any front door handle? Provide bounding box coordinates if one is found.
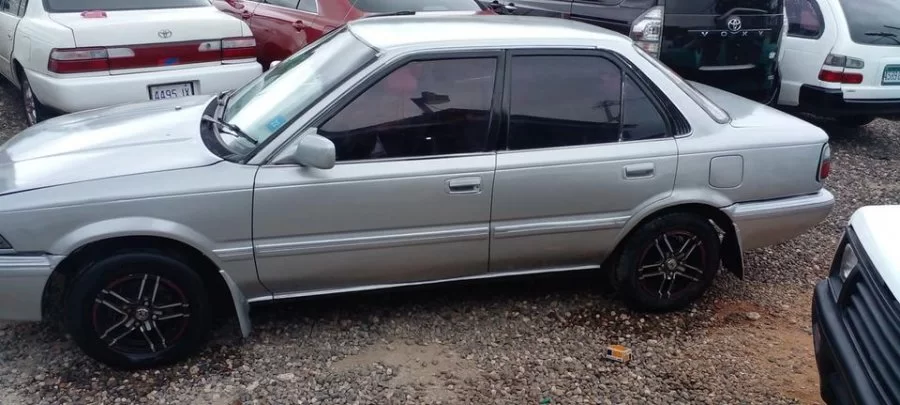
[624,163,655,179]
[446,177,482,194]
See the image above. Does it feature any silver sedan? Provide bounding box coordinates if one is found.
[0,14,834,368]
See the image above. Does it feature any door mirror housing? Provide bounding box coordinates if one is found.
[292,130,336,169]
[270,60,281,69]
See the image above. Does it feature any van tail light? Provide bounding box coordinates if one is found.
[819,53,865,84]
[630,6,663,57]
[49,37,257,73]
[817,143,831,181]
[222,37,256,60]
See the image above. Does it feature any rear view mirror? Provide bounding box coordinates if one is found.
[292,131,335,169]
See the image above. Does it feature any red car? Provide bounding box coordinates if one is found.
[214,0,494,69]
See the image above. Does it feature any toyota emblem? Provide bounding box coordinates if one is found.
[727,17,742,32]
[158,29,173,39]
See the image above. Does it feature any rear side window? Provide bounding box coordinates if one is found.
[44,0,209,12]
[349,0,482,13]
[786,0,823,38]
[838,0,900,46]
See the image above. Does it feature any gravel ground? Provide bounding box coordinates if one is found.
[0,80,898,405]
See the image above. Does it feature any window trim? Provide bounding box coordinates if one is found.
[499,48,684,153]
[301,49,506,165]
[263,0,318,15]
[785,0,825,39]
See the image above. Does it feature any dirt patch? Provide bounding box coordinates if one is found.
[331,342,478,403]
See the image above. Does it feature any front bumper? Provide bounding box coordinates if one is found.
[799,85,900,117]
[0,255,57,321]
[728,189,834,250]
[812,279,883,405]
[27,61,261,114]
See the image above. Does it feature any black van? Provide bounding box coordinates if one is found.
[485,0,786,103]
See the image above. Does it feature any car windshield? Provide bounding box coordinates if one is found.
[838,0,900,46]
[222,27,377,146]
[44,0,209,12]
[348,0,482,12]
[633,44,731,124]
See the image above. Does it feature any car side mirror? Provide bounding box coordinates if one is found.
[292,131,335,169]
[270,60,281,69]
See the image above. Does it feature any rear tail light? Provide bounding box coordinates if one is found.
[819,53,865,84]
[630,6,663,57]
[48,37,257,74]
[817,143,831,181]
[222,37,256,60]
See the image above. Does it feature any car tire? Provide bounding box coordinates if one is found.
[614,213,721,312]
[19,74,50,127]
[64,250,211,370]
[835,115,875,128]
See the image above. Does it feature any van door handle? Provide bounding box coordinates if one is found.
[446,177,482,194]
[624,163,655,179]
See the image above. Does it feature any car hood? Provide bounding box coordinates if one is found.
[689,81,814,129]
[0,96,221,196]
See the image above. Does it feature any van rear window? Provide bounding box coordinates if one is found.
[44,0,209,12]
[839,0,900,46]
[665,0,783,15]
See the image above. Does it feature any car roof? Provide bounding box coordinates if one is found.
[346,14,632,51]
[849,205,900,294]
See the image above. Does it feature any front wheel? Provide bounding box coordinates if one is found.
[64,251,211,369]
[614,213,721,312]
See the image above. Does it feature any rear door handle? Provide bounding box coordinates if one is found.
[292,20,306,30]
[624,163,655,179]
[240,10,252,18]
[446,177,482,194]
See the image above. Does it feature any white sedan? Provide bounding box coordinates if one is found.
[0,0,262,126]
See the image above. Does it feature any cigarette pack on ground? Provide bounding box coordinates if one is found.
[604,345,632,363]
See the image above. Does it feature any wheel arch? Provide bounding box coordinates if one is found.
[42,219,254,337]
[606,201,744,279]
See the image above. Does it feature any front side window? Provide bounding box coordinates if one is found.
[319,57,497,161]
[785,0,823,38]
[507,55,623,150]
[223,27,376,146]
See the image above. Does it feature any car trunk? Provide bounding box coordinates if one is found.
[48,7,248,74]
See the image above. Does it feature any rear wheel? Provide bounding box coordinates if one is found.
[64,251,211,369]
[614,213,721,312]
[835,115,875,128]
[19,74,49,127]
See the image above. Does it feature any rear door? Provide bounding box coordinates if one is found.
[832,0,900,100]
[246,0,321,69]
[778,0,835,105]
[212,0,260,21]
[489,50,678,273]
[0,0,23,81]
[661,0,785,74]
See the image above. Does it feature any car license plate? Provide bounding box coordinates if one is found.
[149,82,195,100]
[882,66,900,85]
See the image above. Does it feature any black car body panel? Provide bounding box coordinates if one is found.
[488,0,785,102]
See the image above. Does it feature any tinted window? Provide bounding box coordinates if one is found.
[0,0,21,14]
[508,55,622,150]
[320,58,496,161]
[838,0,900,46]
[622,76,667,141]
[350,0,481,13]
[666,0,783,14]
[785,0,822,38]
[297,0,316,12]
[44,0,208,12]
[266,0,299,8]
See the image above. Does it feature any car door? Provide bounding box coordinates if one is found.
[0,0,22,81]
[248,0,321,69]
[252,51,503,295]
[489,49,678,273]
[779,0,835,106]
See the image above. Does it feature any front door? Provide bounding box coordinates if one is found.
[253,52,502,294]
[779,0,835,106]
[489,50,678,273]
[0,0,22,82]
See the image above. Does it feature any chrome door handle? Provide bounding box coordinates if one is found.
[446,177,482,194]
[624,163,655,179]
